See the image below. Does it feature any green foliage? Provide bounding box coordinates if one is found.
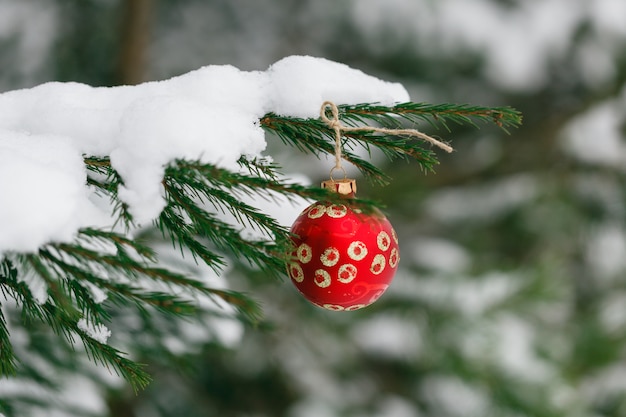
[262,102,521,183]
[5,2,626,416]
[0,102,519,390]
[0,260,18,376]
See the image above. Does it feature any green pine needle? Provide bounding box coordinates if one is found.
[0,301,18,376]
[340,102,523,131]
[260,101,522,180]
[2,100,521,390]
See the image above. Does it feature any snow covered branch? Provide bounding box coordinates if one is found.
[0,55,520,387]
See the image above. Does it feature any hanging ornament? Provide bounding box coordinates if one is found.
[287,102,451,311]
[288,177,399,311]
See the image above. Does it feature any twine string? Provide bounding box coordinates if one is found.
[320,101,454,178]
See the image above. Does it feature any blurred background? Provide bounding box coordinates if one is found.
[2,0,626,416]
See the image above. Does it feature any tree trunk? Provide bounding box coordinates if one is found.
[118,0,153,85]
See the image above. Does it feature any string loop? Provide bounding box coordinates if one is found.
[329,166,347,182]
[320,101,453,178]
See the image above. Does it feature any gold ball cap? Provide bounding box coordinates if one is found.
[321,178,357,195]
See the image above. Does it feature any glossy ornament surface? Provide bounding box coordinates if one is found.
[288,181,399,311]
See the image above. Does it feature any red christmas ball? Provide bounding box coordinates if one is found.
[287,180,399,311]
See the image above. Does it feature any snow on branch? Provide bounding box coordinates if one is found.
[0,55,520,388]
[0,55,408,253]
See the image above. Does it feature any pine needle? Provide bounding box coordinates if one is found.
[2,100,521,390]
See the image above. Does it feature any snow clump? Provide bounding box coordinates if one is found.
[0,55,409,255]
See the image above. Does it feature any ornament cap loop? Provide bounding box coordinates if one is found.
[321,178,357,196]
[329,166,347,182]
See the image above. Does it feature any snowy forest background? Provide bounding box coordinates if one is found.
[2,0,626,416]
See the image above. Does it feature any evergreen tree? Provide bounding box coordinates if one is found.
[2,1,626,417]
[0,73,520,413]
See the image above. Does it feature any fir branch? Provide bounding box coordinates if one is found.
[166,165,287,240]
[22,255,83,334]
[55,230,263,322]
[0,257,49,324]
[84,155,117,192]
[170,160,379,209]
[52,230,230,306]
[0,302,18,376]
[54,306,152,391]
[237,156,281,182]
[160,160,386,288]
[260,102,521,180]
[339,131,440,172]
[36,248,195,317]
[161,180,288,278]
[83,156,133,227]
[157,207,228,271]
[340,102,523,131]
[1,99,522,393]
[260,114,394,183]
[2,229,263,388]
[205,288,264,324]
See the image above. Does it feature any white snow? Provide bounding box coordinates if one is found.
[77,318,112,344]
[0,56,408,255]
[409,238,470,273]
[562,97,626,169]
[0,0,58,87]
[15,268,48,304]
[267,56,409,118]
[424,174,538,223]
[0,131,91,253]
[492,315,553,382]
[585,223,626,279]
[421,375,488,417]
[351,315,422,359]
[348,0,626,91]
[581,363,626,404]
[370,396,418,417]
[0,375,110,417]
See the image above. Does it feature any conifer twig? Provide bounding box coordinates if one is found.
[321,101,454,154]
[1,99,521,390]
